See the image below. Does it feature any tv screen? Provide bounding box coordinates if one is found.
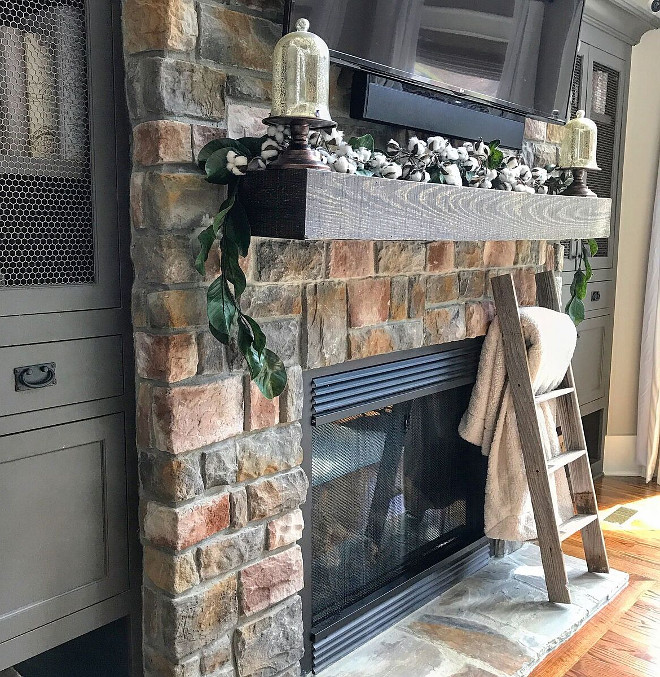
[286,0,584,123]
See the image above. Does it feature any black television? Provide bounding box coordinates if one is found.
[285,0,585,148]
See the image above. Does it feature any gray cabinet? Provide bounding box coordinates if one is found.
[572,314,614,407]
[0,0,136,670]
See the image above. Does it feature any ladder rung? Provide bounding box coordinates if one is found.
[546,449,588,473]
[534,387,575,404]
[558,513,599,541]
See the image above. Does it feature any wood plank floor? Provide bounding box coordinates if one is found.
[530,476,660,677]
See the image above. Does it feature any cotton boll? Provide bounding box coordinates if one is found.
[531,167,548,184]
[456,147,469,162]
[480,179,492,189]
[332,156,356,173]
[463,141,475,154]
[485,169,498,181]
[513,182,530,192]
[463,157,479,173]
[369,152,388,171]
[387,139,401,155]
[518,164,532,183]
[247,157,266,171]
[440,162,462,186]
[355,147,372,164]
[444,146,459,162]
[408,168,430,182]
[427,136,448,152]
[408,137,428,157]
[473,140,490,160]
[536,184,549,194]
[381,162,402,179]
[261,138,280,161]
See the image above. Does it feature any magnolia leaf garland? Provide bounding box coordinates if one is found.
[195,129,591,397]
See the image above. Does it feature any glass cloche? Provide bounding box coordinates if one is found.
[270,18,332,121]
[560,110,600,170]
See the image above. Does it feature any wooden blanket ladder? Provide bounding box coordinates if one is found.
[491,270,609,604]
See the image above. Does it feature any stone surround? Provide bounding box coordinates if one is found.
[122,1,566,675]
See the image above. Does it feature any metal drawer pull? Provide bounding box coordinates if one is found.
[14,363,57,391]
[591,291,601,302]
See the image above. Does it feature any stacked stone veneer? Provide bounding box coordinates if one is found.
[122,1,564,675]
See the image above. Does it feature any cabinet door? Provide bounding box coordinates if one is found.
[0,0,120,316]
[0,414,129,644]
[572,314,613,406]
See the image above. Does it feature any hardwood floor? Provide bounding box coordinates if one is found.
[530,476,660,677]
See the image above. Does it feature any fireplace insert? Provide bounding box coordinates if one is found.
[301,340,490,673]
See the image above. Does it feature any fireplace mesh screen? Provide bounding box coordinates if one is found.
[0,0,94,287]
[310,385,486,626]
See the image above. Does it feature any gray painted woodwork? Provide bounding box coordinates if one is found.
[584,0,660,46]
[241,170,612,242]
[572,314,614,406]
[0,0,137,670]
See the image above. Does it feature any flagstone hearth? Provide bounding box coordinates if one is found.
[316,544,628,677]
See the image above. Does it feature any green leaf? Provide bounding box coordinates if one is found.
[205,148,234,184]
[212,189,237,236]
[356,168,374,176]
[488,139,501,150]
[195,224,215,274]
[198,138,250,167]
[237,136,267,157]
[207,277,237,344]
[487,148,504,170]
[348,134,375,152]
[574,269,588,300]
[221,237,247,298]
[252,348,287,399]
[237,318,254,356]
[588,238,598,256]
[566,296,585,325]
[225,200,251,256]
[244,315,266,355]
[429,169,444,184]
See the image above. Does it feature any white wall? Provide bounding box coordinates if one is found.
[605,28,660,475]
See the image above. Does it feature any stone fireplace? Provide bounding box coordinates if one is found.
[122,1,573,675]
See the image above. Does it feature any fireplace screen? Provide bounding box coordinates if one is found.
[310,384,486,626]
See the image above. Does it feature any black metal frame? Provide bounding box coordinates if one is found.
[300,339,488,675]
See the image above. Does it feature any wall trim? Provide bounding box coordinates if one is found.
[603,434,645,476]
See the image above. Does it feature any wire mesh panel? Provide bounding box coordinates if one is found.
[0,0,93,287]
[310,384,486,626]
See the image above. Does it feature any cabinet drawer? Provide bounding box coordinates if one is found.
[562,280,614,314]
[0,336,124,418]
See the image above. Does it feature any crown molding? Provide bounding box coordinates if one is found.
[584,0,660,45]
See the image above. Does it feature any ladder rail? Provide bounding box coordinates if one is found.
[491,273,572,603]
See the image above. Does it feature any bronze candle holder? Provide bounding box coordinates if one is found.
[263,116,336,171]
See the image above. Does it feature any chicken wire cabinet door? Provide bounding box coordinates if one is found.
[0,0,120,316]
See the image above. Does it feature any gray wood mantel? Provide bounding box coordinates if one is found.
[241,169,611,242]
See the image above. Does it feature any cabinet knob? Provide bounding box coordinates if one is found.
[591,291,601,302]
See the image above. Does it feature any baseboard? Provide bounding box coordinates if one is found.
[603,435,645,476]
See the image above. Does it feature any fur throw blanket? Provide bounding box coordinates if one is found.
[459,306,577,541]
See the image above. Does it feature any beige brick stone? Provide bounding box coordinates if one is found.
[203,439,238,488]
[483,241,516,267]
[132,232,199,285]
[139,451,204,501]
[426,274,459,304]
[135,332,198,382]
[427,241,455,272]
[389,277,408,321]
[424,305,466,345]
[200,635,232,675]
[192,125,226,163]
[466,301,495,338]
[197,524,265,581]
[132,286,148,327]
[305,281,348,369]
[231,487,249,529]
[458,270,486,300]
[280,365,303,423]
[347,278,390,328]
[124,0,197,54]
[545,242,557,272]
[240,284,302,317]
[240,546,304,615]
[328,241,375,279]
[455,241,483,269]
[136,381,152,449]
[376,242,425,275]
[237,423,302,482]
[546,122,567,145]
[267,509,304,550]
[227,101,270,140]
[130,172,146,229]
[253,238,325,283]
[513,267,537,306]
[234,596,303,677]
[146,575,237,660]
[226,73,273,102]
[348,322,423,360]
[144,545,199,595]
[144,649,200,677]
[524,117,547,142]
[143,492,230,550]
[247,468,308,521]
[147,289,207,329]
[245,379,280,432]
[196,331,226,375]
[133,120,192,166]
[198,5,279,71]
[408,275,426,318]
[152,377,243,454]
